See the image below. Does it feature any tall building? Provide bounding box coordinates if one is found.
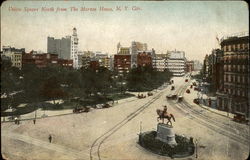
[131,41,147,68]
[71,28,79,68]
[47,36,71,59]
[47,28,79,68]
[193,60,203,71]
[152,54,168,72]
[2,46,25,69]
[166,50,186,76]
[216,33,249,119]
[201,49,223,94]
[118,47,130,55]
[185,61,194,73]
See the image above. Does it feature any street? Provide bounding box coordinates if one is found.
[1,76,249,160]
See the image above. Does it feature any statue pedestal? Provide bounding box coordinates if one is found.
[156,123,177,146]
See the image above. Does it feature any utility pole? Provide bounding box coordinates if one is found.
[140,121,142,134]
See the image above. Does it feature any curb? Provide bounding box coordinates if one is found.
[197,103,233,120]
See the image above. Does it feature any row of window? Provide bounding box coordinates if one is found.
[223,88,247,97]
[224,65,248,72]
[223,43,249,52]
[224,74,248,83]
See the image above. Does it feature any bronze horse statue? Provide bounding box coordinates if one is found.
[156,109,175,126]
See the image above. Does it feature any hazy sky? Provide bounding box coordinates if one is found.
[1,1,249,61]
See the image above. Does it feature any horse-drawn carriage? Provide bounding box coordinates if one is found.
[73,107,89,113]
[147,92,153,96]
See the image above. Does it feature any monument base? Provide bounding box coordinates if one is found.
[156,123,177,146]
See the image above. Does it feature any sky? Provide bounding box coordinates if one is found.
[1,1,249,61]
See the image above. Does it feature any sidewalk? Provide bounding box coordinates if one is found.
[183,80,235,119]
[1,95,138,123]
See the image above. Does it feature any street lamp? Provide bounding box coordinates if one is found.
[227,95,232,117]
[195,139,198,158]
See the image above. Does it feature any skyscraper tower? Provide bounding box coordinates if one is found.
[71,27,79,68]
[117,42,121,54]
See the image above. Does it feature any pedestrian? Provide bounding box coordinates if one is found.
[33,119,36,124]
[14,117,18,124]
[49,134,52,143]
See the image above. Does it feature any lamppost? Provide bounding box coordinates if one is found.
[195,139,198,158]
[227,95,232,117]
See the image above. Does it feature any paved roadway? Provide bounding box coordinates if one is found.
[1,76,249,160]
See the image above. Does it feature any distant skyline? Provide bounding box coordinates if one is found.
[1,1,249,61]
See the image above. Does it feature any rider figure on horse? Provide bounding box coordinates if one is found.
[161,105,168,120]
[162,105,167,117]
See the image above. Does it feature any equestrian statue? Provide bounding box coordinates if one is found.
[156,105,175,126]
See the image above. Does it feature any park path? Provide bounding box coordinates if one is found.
[2,130,92,160]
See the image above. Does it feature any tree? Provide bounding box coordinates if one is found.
[126,66,173,91]
[40,76,67,105]
[21,64,43,102]
[1,57,22,109]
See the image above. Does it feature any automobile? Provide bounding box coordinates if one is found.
[73,107,89,113]
[193,99,199,104]
[233,114,248,123]
[166,94,173,99]
[102,103,111,108]
[137,94,146,99]
[147,92,153,96]
[178,96,183,102]
[194,87,200,91]
[95,104,104,109]
[171,86,175,90]
[166,94,177,100]
[186,89,190,93]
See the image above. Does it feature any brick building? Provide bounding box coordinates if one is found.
[114,54,131,74]
[216,34,249,119]
[185,61,194,73]
[202,49,223,93]
[22,52,73,68]
[137,52,152,67]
